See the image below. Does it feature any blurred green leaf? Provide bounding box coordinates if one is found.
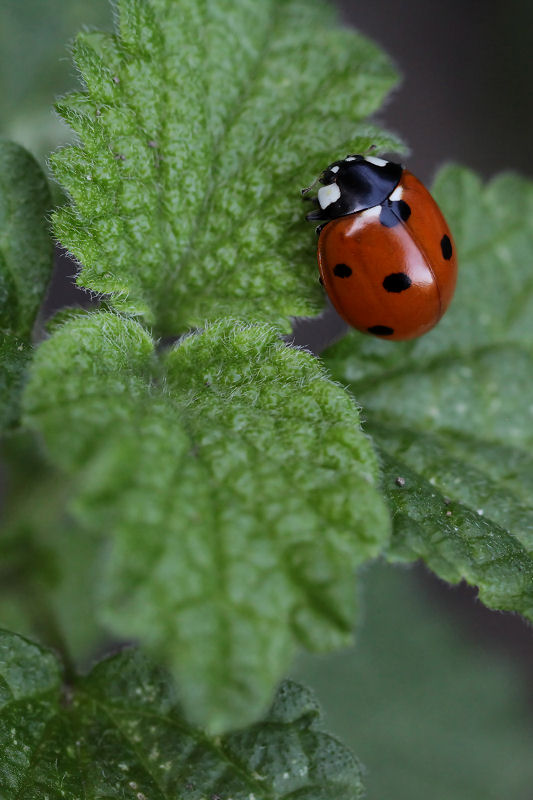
[0,140,53,430]
[24,311,389,731]
[325,166,533,619]
[0,339,31,434]
[295,561,533,800]
[0,0,111,161]
[51,0,401,334]
[0,141,53,337]
[0,432,105,659]
[0,630,364,799]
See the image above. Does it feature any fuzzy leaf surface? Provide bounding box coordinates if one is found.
[324,166,533,619]
[0,141,53,429]
[24,312,389,731]
[0,630,364,799]
[51,0,400,334]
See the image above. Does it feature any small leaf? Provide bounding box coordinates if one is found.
[0,140,53,337]
[324,166,533,620]
[24,311,389,731]
[52,0,401,335]
[0,630,364,799]
[0,140,53,429]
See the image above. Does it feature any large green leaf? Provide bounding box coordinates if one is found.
[0,140,53,429]
[0,629,364,799]
[51,0,400,335]
[24,311,389,731]
[324,166,533,619]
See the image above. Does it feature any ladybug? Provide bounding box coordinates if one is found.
[303,154,457,340]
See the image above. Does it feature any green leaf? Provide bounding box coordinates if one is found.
[0,339,32,432]
[51,0,400,335]
[0,630,364,799]
[24,311,389,731]
[0,140,53,429]
[295,560,533,800]
[0,0,111,162]
[0,140,53,337]
[324,166,533,620]
[0,431,105,659]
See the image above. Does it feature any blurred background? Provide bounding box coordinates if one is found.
[1,0,533,797]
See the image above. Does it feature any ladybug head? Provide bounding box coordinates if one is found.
[305,154,403,222]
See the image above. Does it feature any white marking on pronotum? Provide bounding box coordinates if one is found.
[330,165,340,173]
[365,155,388,167]
[345,156,356,161]
[318,183,341,209]
[389,185,403,201]
[360,205,382,219]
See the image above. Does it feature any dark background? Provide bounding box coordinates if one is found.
[339,0,533,183]
[2,1,533,797]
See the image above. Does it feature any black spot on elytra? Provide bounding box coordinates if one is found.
[397,200,411,221]
[368,325,394,336]
[333,263,352,278]
[441,234,452,260]
[383,272,412,293]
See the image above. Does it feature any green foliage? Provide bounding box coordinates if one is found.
[324,166,533,620]
[0,140,53,429]
[24,311,389,731]
[0,141,53,338]
[0,0,111,161]
[295,561,533,800]
[0,340,32,433]
[5,0,533,788]
[0,629,364,799]
[0,432,105,659]
[51,0,400,335]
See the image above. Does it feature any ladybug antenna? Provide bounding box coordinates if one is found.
[363,143,377,156]
[301,174,321,196]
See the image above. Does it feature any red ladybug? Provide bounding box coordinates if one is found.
[303,154,457,340]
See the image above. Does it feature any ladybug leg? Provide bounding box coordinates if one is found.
[306,208,325,222]
[302,195,319,205]
[315,222,328,236]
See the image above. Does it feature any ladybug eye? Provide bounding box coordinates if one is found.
[320,163,341,183]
